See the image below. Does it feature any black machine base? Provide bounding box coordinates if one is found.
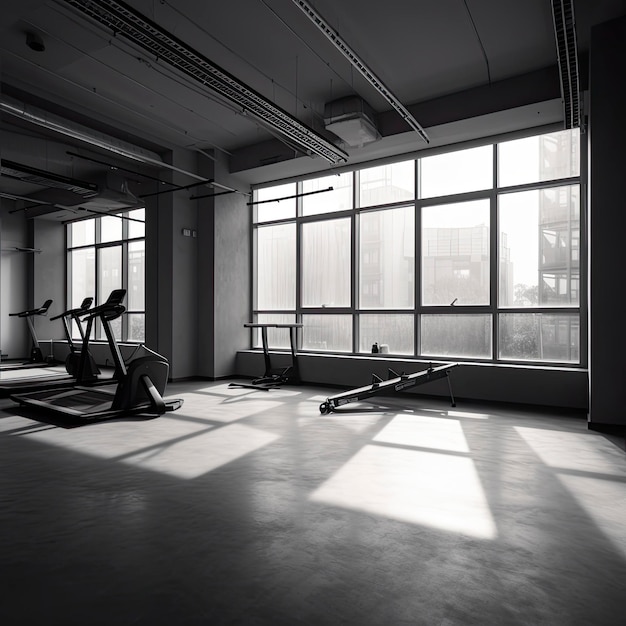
[319,363,459,414]
[229,322,302,391]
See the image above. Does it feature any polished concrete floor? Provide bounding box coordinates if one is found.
[0,380,624,625]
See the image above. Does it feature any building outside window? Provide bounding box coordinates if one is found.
[251,128,582,366]
[67,208,145,343]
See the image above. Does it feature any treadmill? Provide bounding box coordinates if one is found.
[1,299,54,371]
[11,289,183,421]
[0,298,101,398]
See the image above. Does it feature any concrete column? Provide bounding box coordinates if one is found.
[145,148,205,379]
[588,15,626,427]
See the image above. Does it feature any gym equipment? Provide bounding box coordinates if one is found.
[11,289,183,421]
[1,299,53,370]
[0,298,101,397]
[229,322,302,390]
[318,362,459,414]
[50,297,100,379]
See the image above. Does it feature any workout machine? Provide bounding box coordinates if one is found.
[229,322,303,390]
[318,362,459,414]
[11,289,183,421]
[49,297,100,379]
[0,299,101,397]
[1,299,53,370]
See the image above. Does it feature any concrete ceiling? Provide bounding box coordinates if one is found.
[1,0,625,213]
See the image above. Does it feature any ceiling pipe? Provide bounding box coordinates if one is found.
[0,94,214,184]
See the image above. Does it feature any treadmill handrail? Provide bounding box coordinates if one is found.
[81,304,126,322]
[78,289,127,321]
[50,297,93,321]
[9,299,53,318]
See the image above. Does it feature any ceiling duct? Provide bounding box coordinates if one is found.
[0,160,139,217]
[59,0,348,165]
[26,170,139,215]
[551,0,581,129]
[1,159,99,200]
[324,96,381,148]
[82,170,139,211]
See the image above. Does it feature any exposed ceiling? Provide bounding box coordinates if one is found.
[1,0,625,219]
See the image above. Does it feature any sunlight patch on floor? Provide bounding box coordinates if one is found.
[447,409,491,419]
[319,413,383,433]
[120,422,280,478]
[21,418,279,479]
[374,415,470,453]
[0,415,54,434]
[557,473,626,559]
[310,444,497,538]
[176,392,284,423]
[514,427,626,476]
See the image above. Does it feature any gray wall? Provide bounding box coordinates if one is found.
[33,219,66,353]
[588,15,626,427]
[0,198,29,359]
[235,351,589,410]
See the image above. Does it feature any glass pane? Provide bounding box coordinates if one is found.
[421,314,492,359]
[70,248,95,308]
[256,224,296,309]
[97,246,122,341]
[499,186,579,307]
[302,218,351,307]
[98,246,122,304]
[499,313,579,363]
[70,219,95,247]
[254,314,297,349]
[96,316,122,344]
[302,315,352,352]
[255,183,296,222]
[127,208,145,238]
[359,314,414,355]
[302,172,353,216]
[107,316,122,343]
[498,129,579,187]
[420,145,492,199]
[127,313,145,343]
[128,241,145,310]
[360,206,414,308]
[422,199,490,305]
[100,215,122,243]
[360,161,414,207]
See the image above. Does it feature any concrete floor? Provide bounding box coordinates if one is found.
[0,380,624,625]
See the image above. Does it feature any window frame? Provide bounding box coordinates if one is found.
[66,209,146,343]
[250,125,586,367]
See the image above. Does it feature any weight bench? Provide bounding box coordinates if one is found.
[319,362,458,414]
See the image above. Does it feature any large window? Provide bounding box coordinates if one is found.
[252,128,583,365]
[67,209,145,342]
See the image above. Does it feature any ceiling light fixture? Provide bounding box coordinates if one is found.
[290,0,429,144]
[59,0,348,165]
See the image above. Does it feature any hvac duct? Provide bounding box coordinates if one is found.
[324,96,381,148]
